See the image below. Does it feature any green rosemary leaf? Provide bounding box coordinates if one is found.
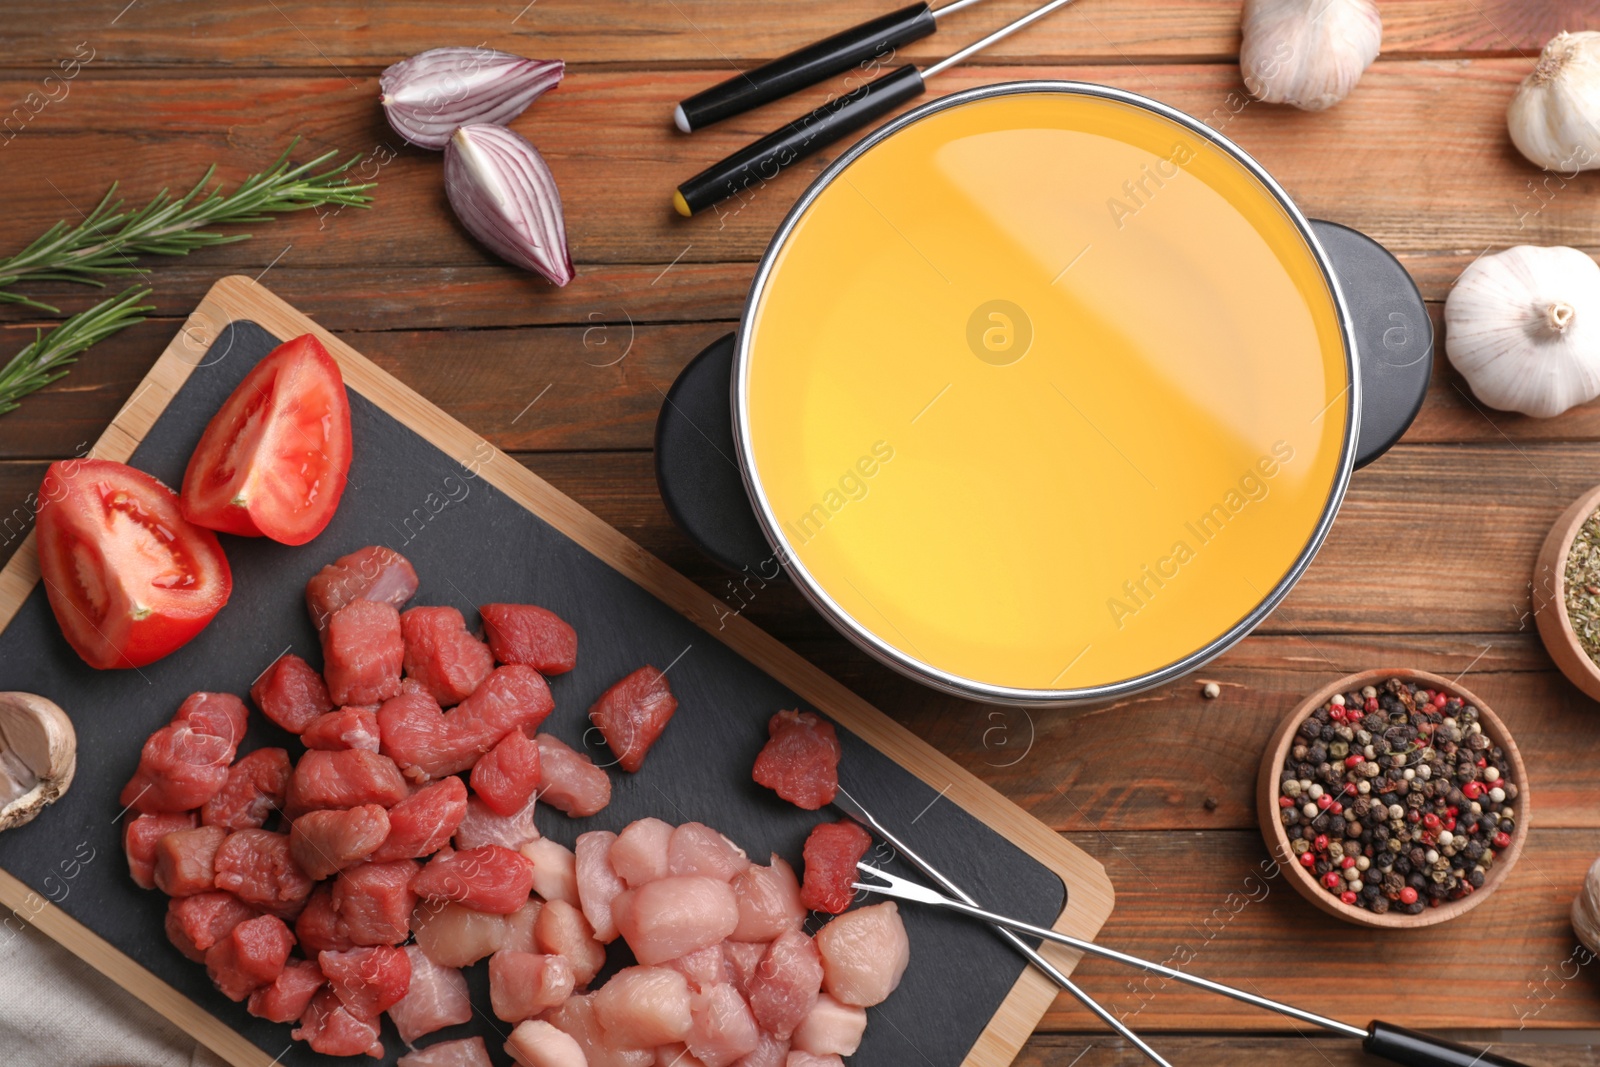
[0,287,155,415]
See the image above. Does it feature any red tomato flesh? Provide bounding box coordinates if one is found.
[36,458,232,669]
[181,333,352,545]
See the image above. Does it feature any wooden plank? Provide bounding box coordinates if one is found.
[0,1,1580,67]
[1015,1033,1600,1065]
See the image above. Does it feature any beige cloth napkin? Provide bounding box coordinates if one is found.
[0,919,228,1067]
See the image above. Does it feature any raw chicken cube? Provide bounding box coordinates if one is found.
[290,804,390,880]
[751,711,840,811]
[745,930,822,1039]
[505,1020,588,1067]
[402,605,495,706]
[534,899,608,987]
[738,1031,790,1067]
[125,811,197,890]
[668,944,733,994]
[813,901,909,1007]
[201,748,292,832]
[731,856,804,942]
[657,1045,708,1067]
[165,891,258,963]
[284,749,408,816]
[455,793,540,851]
[668,823,748,882]
[333,859,420,945]
[323,598,406,707]
[686,983,760,1067]
[387,944,472,1044]
[213,829,316,919]
[120,692,249,814]
[251,653,334,734]
[479,603,577,675]
[411,899,510,968]
[489,949,575,1022]
[501,899,543,954]
[543,993,656,1067]
[305,545,419,633]
[588,666,677,773]
[790,994,865,1057]
[373,776,467,861]
[522,836,578,906]
[575,830,625,942]
[785,1054,844,1067]
[612,876,740,966]
[593,966,693,1046]
[470,728,541,816]
[401,1036,493,1067]
[722,941,766,1000]
[611,817,674,888]
[204,913,294,1001]
[320,944,412,1016]
[296,883,354,954]
[153,825,228,897]
[293,985,384,1058]
[535,733,611,817]
[798,821,871,915]
[247,957,325,1023]
[301,706,382,752]
[414,845,534,914]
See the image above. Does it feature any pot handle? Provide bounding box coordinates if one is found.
[655,222,1432,573]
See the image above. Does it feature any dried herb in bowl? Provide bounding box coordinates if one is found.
[1276,677,1519,916]
[1564,507,1600,667]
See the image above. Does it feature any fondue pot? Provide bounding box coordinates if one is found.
[657,82,1431,708]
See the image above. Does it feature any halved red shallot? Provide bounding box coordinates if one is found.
[444,124,575,287]
[380,47,563,150]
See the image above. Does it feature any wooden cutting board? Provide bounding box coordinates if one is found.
[0,276,1113,1067]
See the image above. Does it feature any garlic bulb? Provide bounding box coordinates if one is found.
[1445,246,1600,419]
[1240,0,1382,111]
[0,692,75,832]
[1575,855,1600,955]
[1508,32,1600,172]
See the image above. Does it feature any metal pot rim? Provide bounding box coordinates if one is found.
[731,80,1360,707]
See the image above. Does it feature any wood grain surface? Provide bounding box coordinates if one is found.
[2,1,1599,1063]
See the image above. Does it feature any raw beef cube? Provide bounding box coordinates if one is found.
[611,817,674,888]
[387,944,471,1044]
[306,544,419,633]
[285,748,407,815]
[575,830,625,942]
[542,994,655,1067]
[402,605,495,706]
[592,966,692,1046]
[479,603,577,675]
[469,728,541,816]
[205,913,294,1001]
[334,859,420,946]
[413,845,533,914]
[177,689,251,744]
[455,793,540,851]
[323,599,406,707]
[291,804,390,880]
[746,929,822,1039]
[534,899,608,987]
[153,825,228,897]
[412,900,510,968]
[489,949,575,1022]
[251,653,333,733]
[403,1036,494,1067]
[455,665,555,739]
[248,957,325,1023]
[751,711,840,811]
[120,692,249,814]
[202,748,292,832]
[320,944,412,1017]
[589,666,677,773]
[668,823,748,882]
[612,877,739,966]
[790,994,865,1058]
[373,776,467,861]
[302,706,382,752]
[814,901,908,1007]
[668,944,733,994]
[296,883,354,954]
[293,985,384,1058]
[504,1020,587,1067]
[687,983,760,1067]
[378,688,470,780]
[522,836,578,906]
[535,733,611,817]
[165,891,257,963]
[732,855,804,942]
[213,829,315,918]
[799,821,871,916]
[125,811,196,890]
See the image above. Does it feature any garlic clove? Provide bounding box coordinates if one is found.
[0,692,76,832]
[380,47,564,151]
[1445,245,1600,419]
[444,124,574,287]
[1508,32,1600,173]
[1240,0,1382,111]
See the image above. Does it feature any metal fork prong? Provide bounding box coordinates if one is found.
[853,862,949,905]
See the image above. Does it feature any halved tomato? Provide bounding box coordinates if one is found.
[181,333,352,545]
[36,459,233,670]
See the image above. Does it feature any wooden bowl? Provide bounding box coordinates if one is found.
[1257,668,1529,928]
[1533,483,1600,702]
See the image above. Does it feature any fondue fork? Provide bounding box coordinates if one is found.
[853,860,1536,1067]
[673,0,1083,216]
[832,786,1174,1067]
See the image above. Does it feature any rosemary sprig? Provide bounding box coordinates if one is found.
[0,287,154,415]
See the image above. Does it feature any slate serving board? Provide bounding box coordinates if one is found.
[0,277,1112,1067]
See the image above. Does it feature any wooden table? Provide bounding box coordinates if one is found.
[3,3,1598,1064]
